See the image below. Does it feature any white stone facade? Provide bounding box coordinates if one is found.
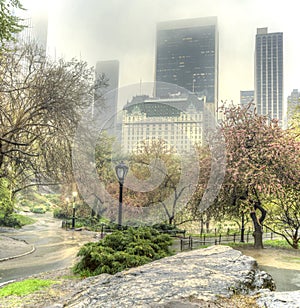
[121,96,203,154]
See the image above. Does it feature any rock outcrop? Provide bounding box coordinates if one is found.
[53,245,275,307]
[257,289,300,308]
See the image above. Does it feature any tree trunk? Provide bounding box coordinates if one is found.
[292,238,299,249]
[250,211,264,249]
[200,218,204,235]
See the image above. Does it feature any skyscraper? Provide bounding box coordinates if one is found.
[95,60,120,134]
[240,90,254,107]
[254,27,283,123]
[155,17,218,113]
[96,60,119,94]
[17,5,48,53]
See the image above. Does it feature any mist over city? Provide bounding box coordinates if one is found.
[23,0,300,104]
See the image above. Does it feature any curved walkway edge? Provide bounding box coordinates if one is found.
[0,235,35,262]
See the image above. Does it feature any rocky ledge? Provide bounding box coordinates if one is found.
[49,245,277,307]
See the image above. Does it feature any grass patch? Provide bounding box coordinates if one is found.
[12,214,36,226]
[223,242,253,249]
[222,240,295,250]
[263,239,292,249]
[0,279,58,297]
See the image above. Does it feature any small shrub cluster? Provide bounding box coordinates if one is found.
[73,227,173,277]
[0,214,21,228]
[152,222,178,231]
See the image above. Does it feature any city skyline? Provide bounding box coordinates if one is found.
[22,0,300,105]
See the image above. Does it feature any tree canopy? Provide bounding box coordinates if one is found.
[214,104,300,248]
[0,43,103,195]
[0,0,25,49]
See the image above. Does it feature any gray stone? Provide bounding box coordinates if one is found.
[57,246,275,307]
[257,289,300,308]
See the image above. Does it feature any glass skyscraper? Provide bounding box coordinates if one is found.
[255,28,283,123]
[155,17,218,109]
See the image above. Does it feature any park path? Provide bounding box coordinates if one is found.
[0,212,97,284]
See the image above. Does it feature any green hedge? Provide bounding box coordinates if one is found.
[73,226,173,277]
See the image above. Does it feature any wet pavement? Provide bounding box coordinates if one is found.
[0,213,98,284]
[260,265,300,291]
[238,247,300,292]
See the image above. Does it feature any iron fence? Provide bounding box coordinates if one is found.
[180,231,282,251]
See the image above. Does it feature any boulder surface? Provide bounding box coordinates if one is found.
[57,245,276,307]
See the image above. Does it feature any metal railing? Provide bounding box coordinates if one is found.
[180,232,282,251]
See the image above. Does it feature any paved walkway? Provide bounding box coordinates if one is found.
[0,235,35,261]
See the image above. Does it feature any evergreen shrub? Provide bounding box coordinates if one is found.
[73,226,173,277]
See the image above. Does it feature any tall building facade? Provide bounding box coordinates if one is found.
[240,90,254,107]
[95,60,120,133]
[287,89,300,123]
[254,28,283,123]
[155,17,218,114]
[95,60,120,94]
[17,5,48,53]
[122,94,204,154]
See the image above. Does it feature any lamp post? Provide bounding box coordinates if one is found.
[72,191,78,229]
[240,211,245,243]
[115,161,129,229]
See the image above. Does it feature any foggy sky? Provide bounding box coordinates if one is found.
[23,0,300,104]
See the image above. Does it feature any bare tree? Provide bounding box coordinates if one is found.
[265,188,300,249]
[0,42,104,195]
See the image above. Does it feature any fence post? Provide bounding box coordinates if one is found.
[180,238,183,251]
[271,232,273,240]
[189,236,193,250]
[233,233,236,243]
[247,232,249,243]
[203,235,206,245]
[219,234,222,244]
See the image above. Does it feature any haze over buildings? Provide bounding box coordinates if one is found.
[20,1,300,107]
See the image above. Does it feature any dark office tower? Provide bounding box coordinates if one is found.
[155,17,218,109]
[255,28,283,123]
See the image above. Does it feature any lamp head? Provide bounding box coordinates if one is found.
[72,191,78,198]
[115,161,129,183]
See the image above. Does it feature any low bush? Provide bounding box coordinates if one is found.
[0,214,21,228]
[152,222,177,231]
[73,226,173,277]
[32,207,46,214]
